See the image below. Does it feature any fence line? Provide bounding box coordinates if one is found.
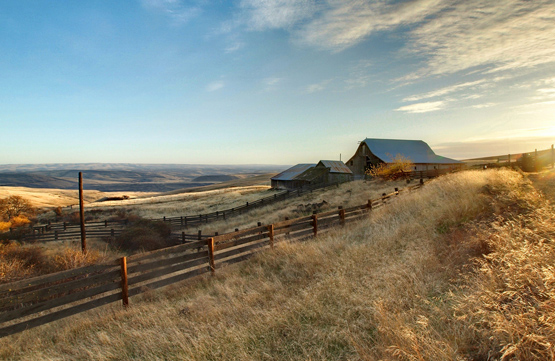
[0,183,422,338]
[18,181,349,243]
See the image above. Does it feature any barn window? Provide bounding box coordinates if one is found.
[350,161,353,166]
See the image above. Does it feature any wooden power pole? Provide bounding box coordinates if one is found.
[79,172,87,253]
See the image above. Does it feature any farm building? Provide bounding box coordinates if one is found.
[346,138,463,178]
[271,161,354,190]
[271,163,316,190]
[295,160,354,186]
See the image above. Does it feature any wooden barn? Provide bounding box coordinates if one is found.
[295,160,354,186]
[271,163,316,190]
[346,138,463,178]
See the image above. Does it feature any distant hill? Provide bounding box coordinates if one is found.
[0,173,75,189]
[192,175,240,183]
[0,163,288,193]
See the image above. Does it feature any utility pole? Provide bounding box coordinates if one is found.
[79,172,87,253]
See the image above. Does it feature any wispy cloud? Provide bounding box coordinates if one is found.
[206,81,224,92]
[262,77,282,91]
[403,80,486,102]
[306,79,332,93]
[406,0,555,77]
[240,0,316,30]
[344,60,373,90]
[296,0,447,51]
[395,101,445,113]
[225,41,245,53]
[471,102,497,109]
[141,0,202,24]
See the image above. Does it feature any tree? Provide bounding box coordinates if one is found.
[0,196,35,222]
[365,154,414,181]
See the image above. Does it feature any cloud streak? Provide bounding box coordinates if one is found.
[395,101,445,113]
[141,0,202,24]
[406,0,555,78]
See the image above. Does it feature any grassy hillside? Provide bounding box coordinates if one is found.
[1,169,554,360]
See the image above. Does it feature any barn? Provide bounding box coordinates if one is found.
[346,138,463,178]
[270,163,316,190]
[295,160,354,186]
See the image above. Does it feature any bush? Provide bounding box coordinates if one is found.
[0,196,35,222]
[365,153,414,180]
[109,218,176,252]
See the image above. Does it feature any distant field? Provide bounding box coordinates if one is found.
[0,163,286,193]
[0,173,276,209]
[0,186,154,208]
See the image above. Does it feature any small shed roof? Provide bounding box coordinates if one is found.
[362,138,462,164]
[318,160,353,174]
[271,164,316,181]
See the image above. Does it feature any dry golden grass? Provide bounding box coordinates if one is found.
[1,169,553,360]
[0,240,117,284]
[0,186,154,208]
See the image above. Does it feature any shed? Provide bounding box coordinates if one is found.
[271,164,316,190]
[346,138,463,178]
[296,160,354,186]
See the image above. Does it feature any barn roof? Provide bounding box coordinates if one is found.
[362,138,462,164]
[271,164,316,181]
[317,160,353,174]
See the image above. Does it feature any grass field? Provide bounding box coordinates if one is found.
[1,168,553,360]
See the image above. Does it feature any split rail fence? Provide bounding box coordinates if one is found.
[0,183,423,338]
[18,181,348,243]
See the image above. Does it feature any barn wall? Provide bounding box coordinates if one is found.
[347,143,382,177]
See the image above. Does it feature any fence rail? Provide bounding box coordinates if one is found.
[0,182,423,338]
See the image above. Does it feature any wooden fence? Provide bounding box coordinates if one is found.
[18,181,348,243]
[0,183,423,338]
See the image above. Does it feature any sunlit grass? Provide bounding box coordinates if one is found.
[1,169,553,360]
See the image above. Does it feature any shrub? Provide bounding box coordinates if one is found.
[365,153,414,180]
[53,247,106,270]
[109,218,176,252]
[0,196,35,222]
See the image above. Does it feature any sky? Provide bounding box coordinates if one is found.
[1,0,554,165]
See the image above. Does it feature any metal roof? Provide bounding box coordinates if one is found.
[271,163,316,181]
[362,138,462,164]
[318,160,353,174]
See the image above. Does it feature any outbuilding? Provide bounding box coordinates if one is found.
[295,160,354,186]
[270,163,316,190]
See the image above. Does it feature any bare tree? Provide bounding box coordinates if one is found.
[0,195,35,221]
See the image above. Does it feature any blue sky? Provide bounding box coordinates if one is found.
[1,0,554,165]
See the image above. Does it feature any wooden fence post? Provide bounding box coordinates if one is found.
[339,206,345,226]
[120,257,129,307]
[312,212,318,237]
[78,172,87,254]
[111,229,115,237]
[207,238,215,274]
[54,231,58,240]
[198,230,202,240]
[182,232,185,243]
[268,224,274,248]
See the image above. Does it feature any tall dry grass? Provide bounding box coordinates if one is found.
[0,241,114,284]
[1,169,553,360]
